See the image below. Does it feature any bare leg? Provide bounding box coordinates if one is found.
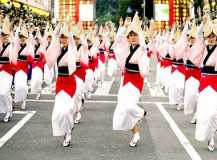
[129,124,140,147]
[131,125,140,134]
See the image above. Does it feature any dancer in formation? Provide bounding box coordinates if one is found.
[183,21,201,124]
[47,23,77,147]
[14,24,34,110]
[113,14,149,147]
[30,28,46,100]
[194,18,217,152]
[0,16,14,122]
[72,24,88,124]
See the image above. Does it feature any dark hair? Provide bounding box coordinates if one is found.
[19,34,26,39]
[73,35,80,40]
[1,32,8,37]
[127,31,138,38]
[60,34,68,38]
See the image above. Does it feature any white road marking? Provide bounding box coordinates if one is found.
[0,111,36,148]
[95,78,115,95]
[87,100,169,105]
[156,103,202,160]
[28,93,168,98]
[26,99,169,105]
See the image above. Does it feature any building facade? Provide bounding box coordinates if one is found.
[54,0,96,30]
[153,0,190,30]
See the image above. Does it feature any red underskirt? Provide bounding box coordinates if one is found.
[99,53,106,64]
[56,74,76,97]
[74,66,86,81]
[32,53,45,71]
[0,64,14,75]
[15,61,29,74]
[147,51,153,58]
[88,57,98,71]
[171,64,185,75]
[123,71,144,93]
[199,74,217,92]
[161,59,172,68]
[108,51,116,59]
[185,67,201,81]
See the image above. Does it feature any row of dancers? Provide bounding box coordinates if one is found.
[1,12,217,151]
[155,16,217,151]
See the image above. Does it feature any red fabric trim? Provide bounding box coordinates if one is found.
[172,64,185,74]
[108,51,116,59]
[123,71,144,93]
[56,74,76,97]
[199,75,217,92]
[157,52,161,62]
[15,61,29,74]
[99,53,106,64]
[162,59,172,68]
[185,67,201,81]
[32,53,45,71]
[147,51,153,58]
[171,65,176,73]
[88,57,98,71]
[177,64,186,75]
[15,55,33,74]
[160,60,163,67]
[0,64,14,75]
[74,66,86,81]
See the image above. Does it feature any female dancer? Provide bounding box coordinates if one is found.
[0,16,14,122]
[194,18,217,151]
[113,15,149,147]
[46,24,77,147]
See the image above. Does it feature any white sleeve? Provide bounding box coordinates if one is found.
[139,47,149,77]
[68,43,76,74]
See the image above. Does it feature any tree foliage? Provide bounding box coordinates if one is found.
[96,0,144,24]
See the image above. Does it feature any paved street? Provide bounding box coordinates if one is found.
[0,57,217,160]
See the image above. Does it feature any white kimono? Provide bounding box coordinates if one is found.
[48,36,77,136]
[0,43,13,113]
[195,46,217,141]
[112,30,149,130]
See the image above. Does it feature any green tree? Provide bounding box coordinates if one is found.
[96,0,144,25]
[96,0,118,24]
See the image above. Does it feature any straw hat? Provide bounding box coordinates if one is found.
[59,23,69,37]
[20,25,28,38]
[125,12,142,36]
[71,23,84,38]
[203,19,216,37]
[1,16,11,35]
[188,21,197,38]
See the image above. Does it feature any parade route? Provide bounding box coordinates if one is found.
[0,59,216,160]
[0,80,216,160]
